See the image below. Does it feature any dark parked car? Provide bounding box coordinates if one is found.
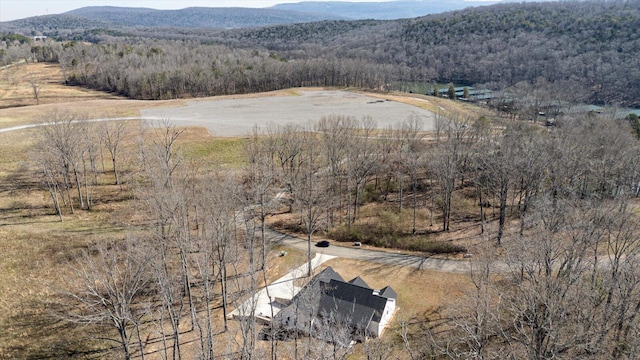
[315,240,330,248]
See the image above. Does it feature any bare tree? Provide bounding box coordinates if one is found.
[31,141,64,221]
[345,117,379,227]
[398,117,425,234]
[59,237,153,360]
[197,171,242,333]
[243,126,282,358]
[28,76,41,105]
[316,115,356,230]
[270,123,304,214]
[430,118,469,232]
[137,121,192,360]
[100,121,128,187]
[36,110,90,212]
[295,131,328,277]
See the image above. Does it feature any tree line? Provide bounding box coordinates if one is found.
[60,40,395,99]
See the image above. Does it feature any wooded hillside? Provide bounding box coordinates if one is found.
[1,1,639,106]
[223,1,640,106]
[0,6,346,31]
[270,0,499,20]
[66,6,347,28]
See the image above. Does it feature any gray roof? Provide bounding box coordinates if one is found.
[348,276,371,289]
[318,266,345,284]
[319,279,388,326]
[378,286,397,299]
[270,267,393,339]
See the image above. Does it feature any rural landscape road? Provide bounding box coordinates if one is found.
[263,227,472,274]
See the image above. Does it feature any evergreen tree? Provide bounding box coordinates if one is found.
[626,113,640,139]
[448,84,456,100]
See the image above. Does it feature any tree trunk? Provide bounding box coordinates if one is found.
[497,181,508,246]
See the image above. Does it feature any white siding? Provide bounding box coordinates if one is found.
[377,298,396,336]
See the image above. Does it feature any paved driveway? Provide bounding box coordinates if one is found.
[229,252,336,321]
[264,228,472,274]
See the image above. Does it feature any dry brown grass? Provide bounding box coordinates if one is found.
[361,90,490,122]
[0,62,191,128]
[319,258,473,357]
[0,199,136,358]
[0,62,116,107]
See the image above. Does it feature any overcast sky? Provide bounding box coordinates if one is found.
[0,0,398,22]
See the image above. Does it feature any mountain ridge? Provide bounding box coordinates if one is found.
[63,6,348,28]
[0,0,502,30]
[0,6,348,31]
[270,0,500,20]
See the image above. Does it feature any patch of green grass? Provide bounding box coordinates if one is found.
[181,138,247,168]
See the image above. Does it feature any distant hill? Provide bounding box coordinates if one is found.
[1,1,639,106]
[64,6,346,28]
[0,6,346,33]
[0,14,113,33]
[270,0,499,20]
[0,1,500,33]
[221,1,640,106]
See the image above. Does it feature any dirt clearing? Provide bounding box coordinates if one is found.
[141,89,437,136]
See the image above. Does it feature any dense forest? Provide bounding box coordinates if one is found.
[0,7,345,33]
[1,1,639,107]
[222,1,640,106]
[0,0,498,31]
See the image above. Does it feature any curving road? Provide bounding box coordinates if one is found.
[263,227,472,274]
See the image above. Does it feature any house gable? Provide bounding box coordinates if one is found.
[347,276,371,288]
[378,285,397,299]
